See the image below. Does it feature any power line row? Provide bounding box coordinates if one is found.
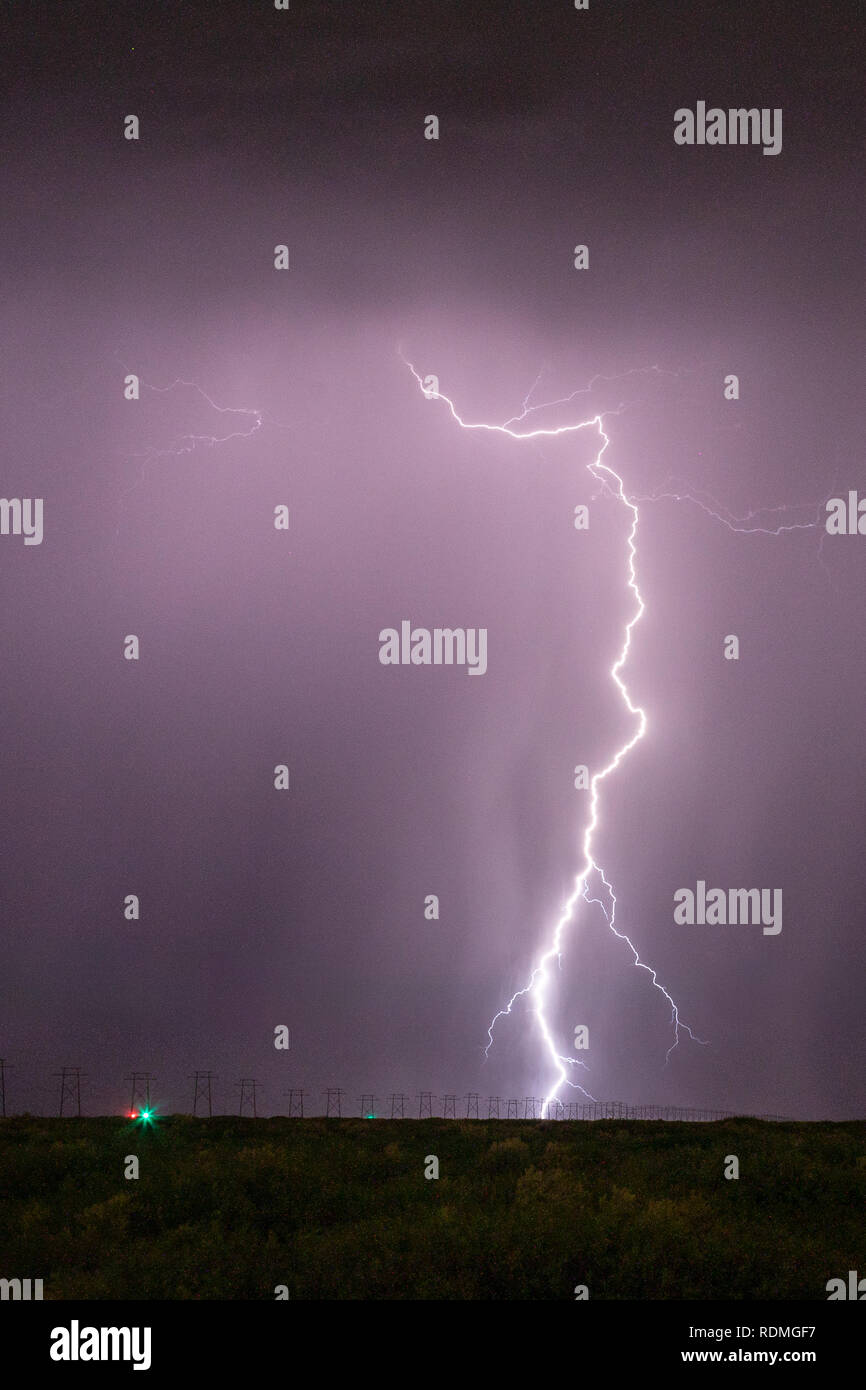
[0,1064,793,1122]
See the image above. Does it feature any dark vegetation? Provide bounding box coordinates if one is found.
[1,1115,863,1299]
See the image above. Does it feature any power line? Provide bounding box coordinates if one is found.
[191,1071,217,1117]
[125,1072,155,1115]
[54,1067,85,1117]
[283,1087,307,1118]
[323,1087,345,1118]
[237,1078,261,1117]
[191,1070,217,1117]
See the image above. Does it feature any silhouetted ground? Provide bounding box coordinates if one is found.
[1,1115,862,1299]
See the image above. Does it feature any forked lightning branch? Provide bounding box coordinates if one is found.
[400,350,707,1112]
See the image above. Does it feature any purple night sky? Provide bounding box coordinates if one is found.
[0,1,863,1119]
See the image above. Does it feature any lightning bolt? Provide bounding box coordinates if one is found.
[114,364,290,541]
[117,348,828,1112]
[125,376,267,460]
[400,349,710,1113]
[582,865,703,1066]
[633,476,823,536]
[631,475,838,590]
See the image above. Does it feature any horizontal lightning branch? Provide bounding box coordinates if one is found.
[114,366,291,540]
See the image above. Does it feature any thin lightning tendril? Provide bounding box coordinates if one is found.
[128,377,267,460]
[583,866,706,1066]
[114,368,291,541]
[633,476,822,536]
